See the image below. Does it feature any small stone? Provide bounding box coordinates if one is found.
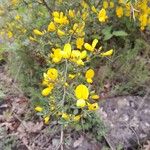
[145,122,150,127]
[114,109,118,113]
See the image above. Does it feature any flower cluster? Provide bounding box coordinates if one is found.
[91,0,150,30]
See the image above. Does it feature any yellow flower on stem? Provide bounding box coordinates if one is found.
[110,1,114,8]
[84,39,98,52]
[46,68,58,81]
[15,15,21,20]
[53,11,69,24]
[76,59,84,66]
[42,85,54,96]
[62,113,70,120]
[70,50,86,66]
[33,29,44,36]
[29,36,37,42]
[85,69,95,83]
[51,48,62,63]
[68,74,76,79]
[68,9,75,18]
[62,43,72,59]
[88,103,99,111]
[76,38,84,50]
[44,116,50,124]
[7,31,13,38]
[103,1,109,9]
[47,21,56,32]
[57,29,65,36]
[35,106,43,112]
[91,94,99,100]
[75,84,89,100]
[64,82,69,87]
[73,115,81,121]
[100,49,113,57]
[76,99,86,108]
[80,50,87,59]
[98,8,108,22]
[52,11,59,18]
[91,6,97,13]
[116,6,124,18]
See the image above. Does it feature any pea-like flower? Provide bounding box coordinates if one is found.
[100,49,113,57]
[84,39,98,52]
[85,69,95,83]
[88,103,99,111]
[44,116,50,124]
[75,84,89,100]
[98,8,108,22]
[47,21,56,32]
[33,29,44,36]
[35,106,43,112]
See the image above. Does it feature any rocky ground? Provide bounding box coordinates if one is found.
[0,64,150,150]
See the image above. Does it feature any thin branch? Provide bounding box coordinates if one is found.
[56,59,68,150]
[42,0,52,13]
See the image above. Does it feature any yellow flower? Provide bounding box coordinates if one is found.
[64,82,69,87]
[110,1,114,8]
[100,49,113,56]
[69,74,76,79]
[35,106,43,112]
[7,31,13,38]
[91,95,99,100]
[53,11,69,24]
[76,99,86,108]
[47,21,56,32]
[91,6,97,13]
[52,11,59,18]
[85,69,95,83]
[29,36,36,41]
[80,50,87,59]
[33,29,44,36]
[88,103,99,111]
[57,29,65,36]
[98,8,108,22]
[46,68,58,81]
[62,113,70,120]
[76,59,84,66]
[44,116,50,124]
[116,7,123,18]
[73,115,81,121]
[103,1,109,9]
[42,86,54,96]
[82,11,89,20]
[75,84,89,100]
[70,50,81,60]
[76,38,84,50]
[15,15,21,20]
[84,39,98,51]
[69,9,75,18]
[81,0,89,9]
[71,22,85,37]
[62,43,71,59]
[51,48,62,63]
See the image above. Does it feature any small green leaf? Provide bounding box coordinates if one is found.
[112,31,128,36]
[101,26,112,35]
[104,33,113,41]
